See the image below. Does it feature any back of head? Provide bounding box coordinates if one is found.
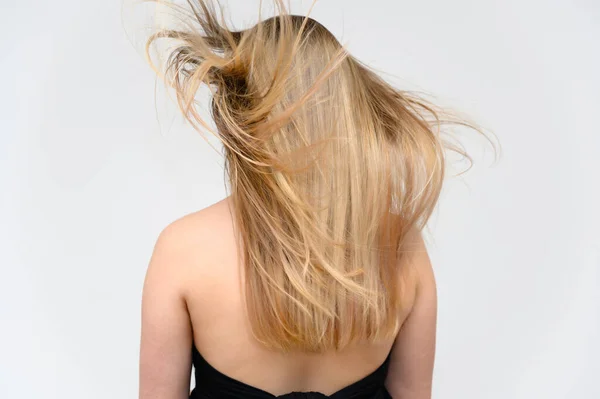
[147,0,470,352]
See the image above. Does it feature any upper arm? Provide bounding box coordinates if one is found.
[385,230,437,399]
[139,224,194,399]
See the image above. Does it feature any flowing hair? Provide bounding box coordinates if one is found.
[145,0,485,352]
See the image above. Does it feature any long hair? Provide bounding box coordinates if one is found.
[145,0,482,352]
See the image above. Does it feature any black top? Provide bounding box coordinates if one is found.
[190,344,392,399]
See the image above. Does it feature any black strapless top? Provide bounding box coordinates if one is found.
[190,345,392,399]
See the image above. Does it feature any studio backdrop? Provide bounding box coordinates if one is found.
[1,0,598,398]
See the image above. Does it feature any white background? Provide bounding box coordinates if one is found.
[1,1,599,398]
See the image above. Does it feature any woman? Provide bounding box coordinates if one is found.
[139,1,463,398]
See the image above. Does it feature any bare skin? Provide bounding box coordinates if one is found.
[139,197,437,399]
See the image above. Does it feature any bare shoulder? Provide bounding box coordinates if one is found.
[140,199,234,399]
[150,197,236,282]
[385,228,437,398]
[159,197,233,242]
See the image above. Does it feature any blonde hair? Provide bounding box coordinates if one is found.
[145,0,483,352]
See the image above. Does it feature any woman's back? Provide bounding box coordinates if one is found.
[187,199,401,396]
[140,198,436,398]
